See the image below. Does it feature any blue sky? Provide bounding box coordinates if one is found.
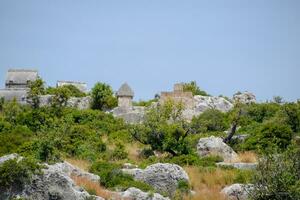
[0,0,299,101]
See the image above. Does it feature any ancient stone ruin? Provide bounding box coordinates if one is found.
[160,83,195,109]
[111,83,145,123]
[0,69,90,109]
[0,69,38,104]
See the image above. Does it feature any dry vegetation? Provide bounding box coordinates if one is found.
[183,166,241,200]
[235,151,257,163]
[65,158,91,171]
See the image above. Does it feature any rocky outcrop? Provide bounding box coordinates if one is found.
[194,95,233,113]
[197,136,238,161]
[0,155,103,200]
[216,162,258,170]
[45,161,100,182]
[120,187,170,200]
[233,92,256,104]
[39,95,91,109]
[122,163,189,196]
[67,96,91,110]
[0,153,20,165]
[182,96,233,121]
[23,165,104,200]
[111,106,145,124]
[221,184,253,200]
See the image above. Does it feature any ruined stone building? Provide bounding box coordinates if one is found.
[159,83,195,109]
[116,83,134,110]
[57,80,87,93]
[0,69,38,103]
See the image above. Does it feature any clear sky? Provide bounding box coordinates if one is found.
[0,0,299,101]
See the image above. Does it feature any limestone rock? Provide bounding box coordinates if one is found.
[111,106,145,124]
[45,161,100,182]
[23,165,104,200]
[216,162,258,170]
[194,95,233,113]
[122,163,189,196]
[233,92,256,104]
[67,96,91,110]
[221,184,253,200]
[197,136,238,161]
[120,187,170,200]
[0,155,103,200]
[0,153,21,165]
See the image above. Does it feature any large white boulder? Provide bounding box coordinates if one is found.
[221,184,253,200]
[0,155,103,200]
[194,95,233,113]
[122,163,189,196]
[197,136,238,161]
[233,92,256,104]
[120,187,170,200]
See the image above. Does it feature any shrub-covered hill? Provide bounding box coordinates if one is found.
[0,83,300,199]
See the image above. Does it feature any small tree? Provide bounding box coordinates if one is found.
[191,109,228,133]
[183,81,209,96]
[91,82,117,110]
[27,78,45,108]
[51,87,71,108]
[131,99,192,156]
[251,146,300,200]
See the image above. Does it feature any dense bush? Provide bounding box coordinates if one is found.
[131,100,192,156]
[91,82,117,111]
[0,158,41,196]
[183,81,209,96]
[90,161,153,191]
[251,146,300,200]
[191,109,228,133]
[242,121,293,153]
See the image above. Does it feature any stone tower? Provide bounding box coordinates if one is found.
[116,83,134,110]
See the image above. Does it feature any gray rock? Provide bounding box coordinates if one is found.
[197,136,238,162]
[221,184,253,200]
[23,164,104,200]
[182,96,233,121]
[122,163,189,196]
[67,96,91,110]
[216,162,258,170]
[231,134,249,143]
[0,153,21,165]
[233,92,256,104]
[122,163,139,169]
[0,154,104,200]
[120,187,170,200]
[45,161,100,182]
[111,106,145,124]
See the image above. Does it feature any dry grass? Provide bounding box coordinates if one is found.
[184,166,239,200]
[71,175,121,199]
[126,142,142,162]
[234,151,257,163]
[65,158,91,171]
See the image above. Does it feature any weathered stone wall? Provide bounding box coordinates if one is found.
[118,96,132,109]
[160,91,195,109]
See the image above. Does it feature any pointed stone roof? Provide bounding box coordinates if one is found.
[117,83,134,97]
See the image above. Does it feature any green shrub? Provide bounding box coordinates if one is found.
[243,121,293,153]
[90,161,153,191]
[0,157,41,194]
[91,82,117,110]
[183,81,210,96]
[111,142,128,160]
[191,109,228,133]
[250,147,300,200]
[139,147,155,159]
